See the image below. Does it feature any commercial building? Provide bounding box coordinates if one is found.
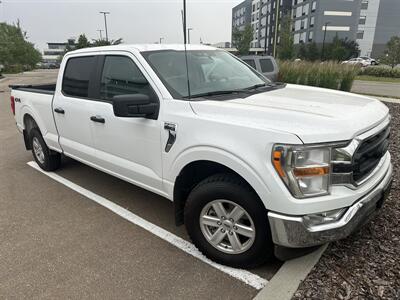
[232,0,400,58]
[42,39,76,63]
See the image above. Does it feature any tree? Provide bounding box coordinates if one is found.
[232,25,253,55]
[76,34,91,49]
[328,36,347,61]
[277,14,294,60]
[297,42,307,59]
[0,21,42,71]
[381,36,400,68]
[341,38,359,59]
[325,35,360,61]
[306,42,320,61]
[91,38,123,47]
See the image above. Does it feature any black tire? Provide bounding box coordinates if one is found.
[184,173,274,268]
[30,128,61,171]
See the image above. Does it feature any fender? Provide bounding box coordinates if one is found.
[20,105,46,135]
[167,145,272,209]
[20,105,61,153]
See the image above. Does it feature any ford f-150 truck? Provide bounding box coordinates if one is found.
[11,45,392,268]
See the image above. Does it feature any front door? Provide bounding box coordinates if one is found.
[89,54,164,193]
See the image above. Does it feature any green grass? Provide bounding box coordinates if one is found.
[355,75,400,83]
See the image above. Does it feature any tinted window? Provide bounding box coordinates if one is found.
[243,59,257,69]
[62,56,95,98]
[260,58,275,73]
[100,56,152,101]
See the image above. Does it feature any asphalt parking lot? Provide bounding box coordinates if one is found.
[0,70,282,299]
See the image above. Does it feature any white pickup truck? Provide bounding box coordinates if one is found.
[11,45,392,268]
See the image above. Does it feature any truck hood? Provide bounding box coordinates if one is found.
[190,84,390,144]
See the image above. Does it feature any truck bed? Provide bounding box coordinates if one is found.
[9,83,56,95]
[11,83,61,153]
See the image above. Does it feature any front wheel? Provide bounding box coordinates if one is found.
[184,174,274,268]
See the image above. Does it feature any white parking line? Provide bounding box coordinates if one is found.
[28,161,268,290]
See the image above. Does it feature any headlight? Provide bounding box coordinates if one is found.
[272,145,331,198]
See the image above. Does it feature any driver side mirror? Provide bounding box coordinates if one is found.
[113,94,159,119]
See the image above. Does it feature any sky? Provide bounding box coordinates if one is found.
[0,0,243,51]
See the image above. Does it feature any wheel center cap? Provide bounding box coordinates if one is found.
[222,220,233,229]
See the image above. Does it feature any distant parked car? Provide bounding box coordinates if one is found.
[359,56,379,65]
[240,55,279,81]
[342,58,370,67]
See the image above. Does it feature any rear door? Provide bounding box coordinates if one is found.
[53,55,97,163]
[89,53,164,193]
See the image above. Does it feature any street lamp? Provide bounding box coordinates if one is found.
[321,22,330,61]
[0,1,4,23]
[99,11,110,42]
[97,29,104,40]
[187,28,193,44]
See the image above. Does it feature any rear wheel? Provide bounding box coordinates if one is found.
[184,173,274,268]
[30,128,61,171]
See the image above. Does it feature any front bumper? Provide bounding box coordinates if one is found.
[268,162,393,248]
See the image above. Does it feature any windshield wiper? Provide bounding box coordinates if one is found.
[187,90,248,99]
[242,83,267,90]
[186,82,281,99]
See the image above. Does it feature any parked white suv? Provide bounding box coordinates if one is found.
[11,45,392,268]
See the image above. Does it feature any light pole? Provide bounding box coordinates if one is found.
[321,22,330,61]
[0,1,3,23]
[99,11,110,42]
[272,0,280,57]
[159,37,164,44]
[187,28,193,44]
[97,29,104,40]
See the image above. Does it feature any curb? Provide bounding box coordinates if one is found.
[253,244,328,300]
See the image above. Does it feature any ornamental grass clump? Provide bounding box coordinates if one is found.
[277,60,359,92]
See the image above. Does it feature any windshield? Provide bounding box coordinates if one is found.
[142,50,269,99]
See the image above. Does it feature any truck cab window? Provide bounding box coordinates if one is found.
[62,56,95,98]
[100,56,151,101]
[243,59,256,69]
[259,59,274,73]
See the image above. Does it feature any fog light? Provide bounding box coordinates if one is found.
[303,208,347,227]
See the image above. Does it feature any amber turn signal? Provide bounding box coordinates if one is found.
[293,166,330,178]
[273,150,286,178]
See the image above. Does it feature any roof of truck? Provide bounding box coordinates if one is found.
[68,44,218,55]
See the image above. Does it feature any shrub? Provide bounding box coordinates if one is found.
[359,66,400,78]
[278,60,359,92]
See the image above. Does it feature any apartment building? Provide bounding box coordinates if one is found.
[292,0,360,46]
[357,0,400,57]
[232,0,252,33]
[232,0,400,58]
[232,0,291,55]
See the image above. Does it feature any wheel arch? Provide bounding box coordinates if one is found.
[171,148,270,225]
[22,112,40,150]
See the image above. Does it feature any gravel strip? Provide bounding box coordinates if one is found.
[293,102,400,300]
